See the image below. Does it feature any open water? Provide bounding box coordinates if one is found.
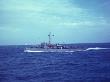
[0,43,110,82]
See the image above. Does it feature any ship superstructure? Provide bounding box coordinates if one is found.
[24,32,80,52]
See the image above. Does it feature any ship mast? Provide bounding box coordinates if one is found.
[48,32,54,44]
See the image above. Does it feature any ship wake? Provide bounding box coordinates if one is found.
[24,47,110,53]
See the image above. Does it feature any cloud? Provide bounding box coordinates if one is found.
[59,19,110,27]
[0,26,21,32]
[1,0,110,28]
[0,0,110,44]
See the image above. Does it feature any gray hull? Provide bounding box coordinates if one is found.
[24,48,82,52]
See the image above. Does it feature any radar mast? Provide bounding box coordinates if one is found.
[48,32,54,44]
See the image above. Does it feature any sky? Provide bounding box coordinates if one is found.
[0,0,110,45]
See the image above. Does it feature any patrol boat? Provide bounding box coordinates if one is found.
[24,32,81,52]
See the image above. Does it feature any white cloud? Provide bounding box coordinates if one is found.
[1,0,110,29]
[59,19,110,27]
[0,26,21,32]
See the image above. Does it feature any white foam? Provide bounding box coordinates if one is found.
[85,47,110,51]
[65,51,75,52]
[24,50,44,52]
[24,47,110,53]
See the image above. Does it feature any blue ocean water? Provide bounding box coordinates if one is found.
[0,43,110,82]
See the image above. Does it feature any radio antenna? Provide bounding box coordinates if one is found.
[48,32,54,44]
